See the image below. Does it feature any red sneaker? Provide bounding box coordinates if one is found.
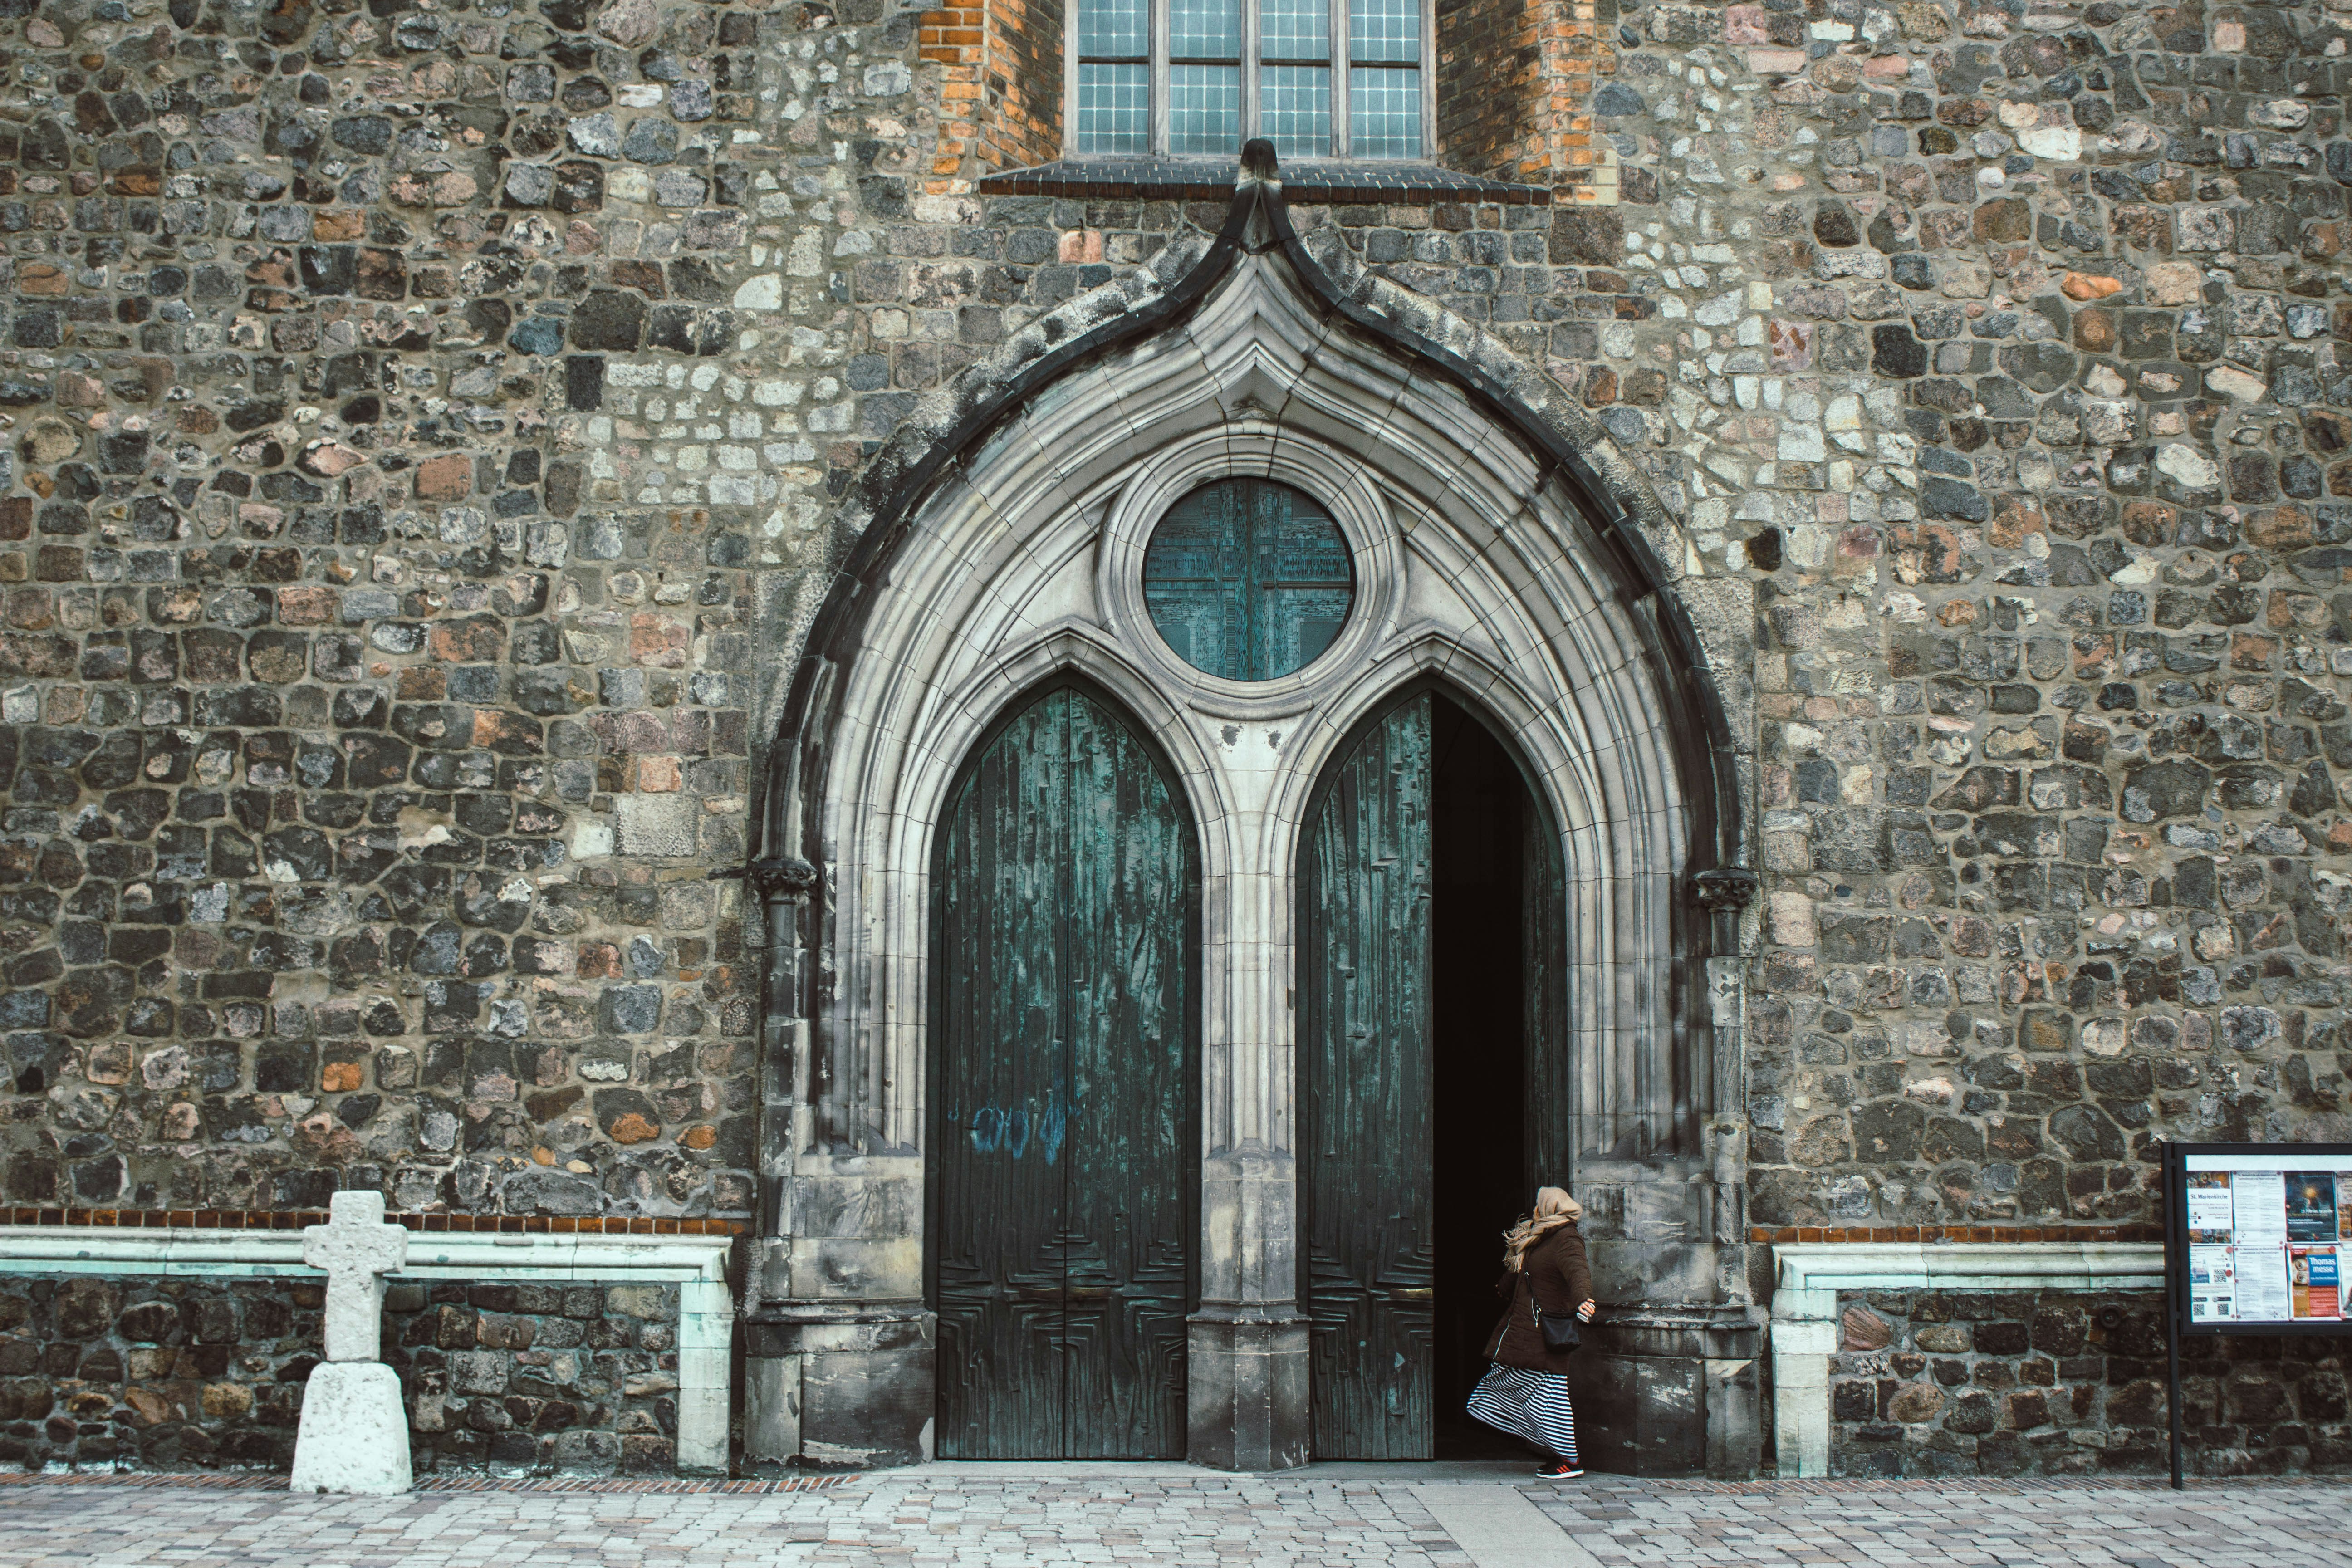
[1535,1460,1583,1480]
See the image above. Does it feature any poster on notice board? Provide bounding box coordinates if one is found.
[2174,1153,2352,1325]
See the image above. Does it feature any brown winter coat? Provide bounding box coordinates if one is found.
[1483,1222,1595,1376]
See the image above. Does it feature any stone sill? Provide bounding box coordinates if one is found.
[1773,1240,2165,1302]
[977,157,1553,206]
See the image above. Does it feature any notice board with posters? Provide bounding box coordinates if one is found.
[2165,1143,2352,1332]
[2162,1142,2352,1485]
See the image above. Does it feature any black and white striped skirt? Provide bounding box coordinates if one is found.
[1465,1362,1578,1461]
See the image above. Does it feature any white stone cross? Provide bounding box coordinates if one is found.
[302,1189,409,1363]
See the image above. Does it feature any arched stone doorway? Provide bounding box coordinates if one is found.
[740,161,1758,1475]
[928,681,1200,1460]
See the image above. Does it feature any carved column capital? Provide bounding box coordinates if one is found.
[745,856,820,900]
[1690,867,1759,911]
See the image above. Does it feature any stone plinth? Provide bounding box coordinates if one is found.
[291,1363,412,1495]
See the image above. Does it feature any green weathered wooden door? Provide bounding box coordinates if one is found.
[1523,802,1573,1191]
[931,685,1196,1459]
[1301,692,1436,1459]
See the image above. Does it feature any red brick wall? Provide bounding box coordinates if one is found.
[1436,0,1533,179]
[1435,0,1616,198]
[981,0,1064,173]
[922,0,1065,186]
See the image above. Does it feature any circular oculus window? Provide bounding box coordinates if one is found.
[1140,479,1356,682]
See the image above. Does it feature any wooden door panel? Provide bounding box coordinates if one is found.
[1523,802,1573,1191]
[935,694,1073,1458]
[1302,692,1436,1460]
[1063,701,1194,1459]
[933,686,1195,1460]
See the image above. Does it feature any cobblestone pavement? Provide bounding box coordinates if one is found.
[0,1465,2343,1568]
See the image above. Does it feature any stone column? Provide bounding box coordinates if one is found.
[1769,1285,1838,1479]
[289,1190,412,1494]
[1187,721,1310,1471]
[1565,867,1765,1478]
[741,853,935,1469]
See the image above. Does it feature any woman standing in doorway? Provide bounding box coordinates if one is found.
[1465,1186,1597,1479]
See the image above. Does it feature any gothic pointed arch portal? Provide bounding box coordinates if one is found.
[740,155,1760,1475]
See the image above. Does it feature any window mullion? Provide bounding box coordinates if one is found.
[1151,0,1171,155]
[1241,0,1260,146]
[1411,0,1430,157]
[1418,0,1435,159]
[1064,4,1081,156]
[1329,0,1348,157]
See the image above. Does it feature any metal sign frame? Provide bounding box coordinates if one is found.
[2161,1140,2352,1488]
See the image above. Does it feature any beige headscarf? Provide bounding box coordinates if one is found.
[1502,1186,1582,1272]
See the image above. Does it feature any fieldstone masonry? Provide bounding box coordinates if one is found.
[390,1277,690,1472]
[1832,1287,2352,1475]
[0,1267,686,1473]
[0,0,2345,1480]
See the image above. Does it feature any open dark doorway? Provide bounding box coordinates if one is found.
[1430,696,1536,1459]
[1299,685,1567,1460]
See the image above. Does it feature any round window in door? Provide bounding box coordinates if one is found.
[1141,479,1355,681]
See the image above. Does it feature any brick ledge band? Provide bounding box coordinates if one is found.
[0,1208,748,1237]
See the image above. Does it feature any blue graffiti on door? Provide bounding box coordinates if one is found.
[969,1088,1069,1165]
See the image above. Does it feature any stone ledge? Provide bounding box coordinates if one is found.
[1772,1240,2164,1300]
[1750,1224,2162,1246]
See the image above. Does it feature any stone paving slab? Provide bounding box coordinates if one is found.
[0,1469,2342,1568]
[1532,1475,2352,1568]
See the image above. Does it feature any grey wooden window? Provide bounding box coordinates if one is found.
[1141,479,1354,681]
[1068,0,1429,160]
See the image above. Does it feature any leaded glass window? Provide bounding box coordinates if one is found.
[1142,480,1355,682]
[1072,0,1424,160]
[1076,0,1152,153]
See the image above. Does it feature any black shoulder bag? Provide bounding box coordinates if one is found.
[1527,1276,1583,1354]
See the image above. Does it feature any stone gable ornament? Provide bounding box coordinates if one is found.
[289,1190,412,1494]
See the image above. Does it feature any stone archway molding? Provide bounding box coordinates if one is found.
[754,141,1748,892]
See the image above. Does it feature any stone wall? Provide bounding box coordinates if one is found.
[1830,1286,2352,1476]
[1719,8,2352,1231]
[388,1277,685,1472]
[0,1275,314,1470]
[0,1274,681,1472]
